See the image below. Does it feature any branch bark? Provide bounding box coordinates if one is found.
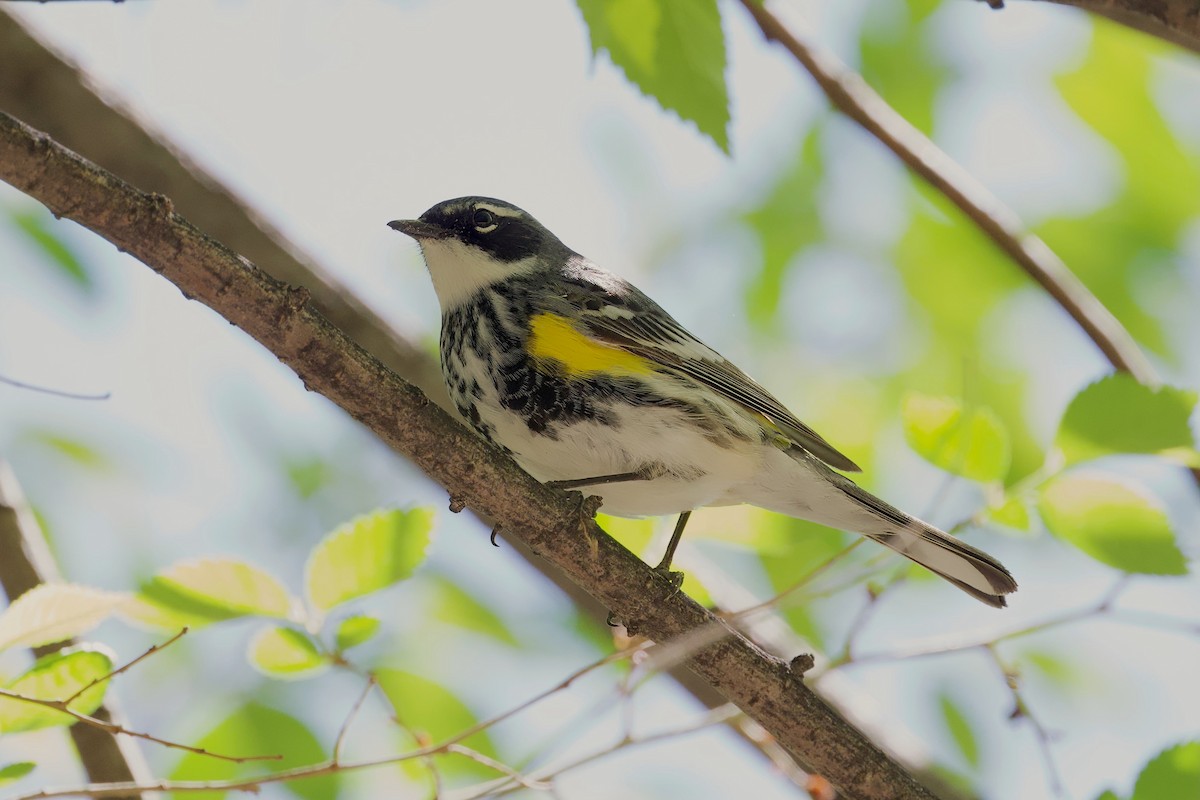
[994,0,1200,55]
[0,111,941,800]
[0,460,149,800]
[740,0,1159,385]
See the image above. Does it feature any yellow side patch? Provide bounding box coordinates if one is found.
[527,312,654,378]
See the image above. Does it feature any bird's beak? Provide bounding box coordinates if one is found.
[388,219,451,240]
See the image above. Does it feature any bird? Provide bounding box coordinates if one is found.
[389,196,1018,607]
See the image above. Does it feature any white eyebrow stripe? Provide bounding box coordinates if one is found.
[474,202,522,219]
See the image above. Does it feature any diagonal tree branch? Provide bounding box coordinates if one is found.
[0,460,149,800]
[985,0,1200,55]
[0,110,942,800]
[740,0,1159,385]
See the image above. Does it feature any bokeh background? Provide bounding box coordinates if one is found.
[1,1,1198,798]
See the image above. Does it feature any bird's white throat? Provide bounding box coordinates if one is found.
[417,238,539,310]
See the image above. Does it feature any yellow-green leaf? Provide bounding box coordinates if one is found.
[1132,741,1200,800]
[902,393,1010,482]
[305,508,433,613]
[938,693,980,770]
[1039,475,1187,575]
[128,557,296,631]
[334,616,380,651]
[247,627,328,680]
[576,0,729,152]
[431,579,518,647]
[0,584,128,652]
[987,495,1031,532]
[1056,374,1199,466]
[0,762,35,786]
[0,646,112,733]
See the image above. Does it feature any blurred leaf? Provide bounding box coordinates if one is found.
[859,0,947,134]
[8,208,93,291]
[334,615,381,651]
[1095,792,1122,800]
[938,693,980,769]
[305,508,433,613]
[1038,474,1187,575]
[431,578,518,647]
[1056,374,1199,466]
[171,702,338,800]
[740,129,824,328]
[0,762,35,786]
[285,457,333,499]
[576,0,729,151]
[759,517,851,651]
[1021,649,1078,689]
[902,393,1010,482]
[25,431,109,470]
[0,584,128,652]
[1131,741,1200,800]
[893,195,1024,343]
[987,494,1031,532]
[129,558,296,631]
[248,627,329,680]
[376,668,497,780]
[0,646,112,734]
[1046,21,1200,357]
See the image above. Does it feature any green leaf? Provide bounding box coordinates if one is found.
[576,0,729,151]
[0,584,128,652]
[902,393,1010,482]
[0,762,35,786]
[305,508,433,613]
[938,693,980,769]
[25,431,109,470]
[334,616,381,651]
[171,702,339,800]
[1056,374,1199,466]
[9,208,93,291]
[431,578,518,647]
[0,646,112,733]
[1095,791,1122,800]
[1132,741,1200,800]
[128,557,296,631]
[248,627,329,680]
[376,669,497,780]
[1038,475,1187,575]
[740,128,825,329]
[1021,650,1079,690]
[987,495,1031,532]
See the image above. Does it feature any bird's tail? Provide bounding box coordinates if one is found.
[831,477,1018,607]
[865,522,1017,607]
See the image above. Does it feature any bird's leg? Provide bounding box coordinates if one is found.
[545,470,651,491]
[652,510,692,591]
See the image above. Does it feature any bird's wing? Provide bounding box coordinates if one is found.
[557,265,861,473]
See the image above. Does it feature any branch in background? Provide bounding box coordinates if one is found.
[0,112,943,800]
[0,9,446,407]
[0,461,148,800]
[740,0,1158,385]
[994,0,1200,55]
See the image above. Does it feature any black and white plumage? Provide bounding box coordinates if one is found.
[390,196,1018,607]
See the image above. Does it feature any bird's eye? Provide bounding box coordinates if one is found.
[473,209,497,232]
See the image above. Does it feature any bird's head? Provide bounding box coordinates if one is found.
[390,197,568,309]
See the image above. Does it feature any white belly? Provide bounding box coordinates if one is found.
[486,400,763,517]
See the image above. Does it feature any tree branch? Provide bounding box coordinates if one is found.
[0,461,149,800]
[989,0,1200,55]
[739,0,1159,385]
[0,111,941,800]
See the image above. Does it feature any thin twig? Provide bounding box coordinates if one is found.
[984,644,1065,798]
[0,687,281,763]
[445,744,552,792]
[332,673,376,765]
[0,373,110,400]
[62,628,188,706]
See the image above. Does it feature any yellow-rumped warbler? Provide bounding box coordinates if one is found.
[390,197,1017,607]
